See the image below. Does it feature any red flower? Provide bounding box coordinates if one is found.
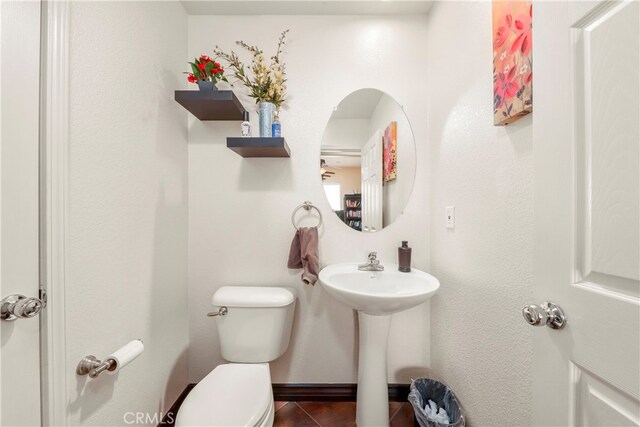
[214,62,221,68]
[510,5,532,56]
[212,67,223,75]
[494,70,518,108]
[197,62,206,71]
[200,55,212,62]
[187,73,198,83]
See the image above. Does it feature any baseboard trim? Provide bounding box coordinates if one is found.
[158,382,411,426]
[272,383,411,402]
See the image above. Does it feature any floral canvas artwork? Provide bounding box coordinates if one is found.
[383,121,397,182]
[493,0,533,125]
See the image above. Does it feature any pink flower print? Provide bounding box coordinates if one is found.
[510,5,532,56]
[494,13,513,49]
[494,69,519,109]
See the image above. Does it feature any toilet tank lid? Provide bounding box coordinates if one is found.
[212,286,296,308]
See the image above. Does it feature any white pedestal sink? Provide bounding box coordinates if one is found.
[319,263,440,427]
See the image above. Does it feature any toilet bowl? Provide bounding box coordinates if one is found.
[176,364,274,427]
[175,286,296,427]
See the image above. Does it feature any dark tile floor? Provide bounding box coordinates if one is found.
[273,401,416,426]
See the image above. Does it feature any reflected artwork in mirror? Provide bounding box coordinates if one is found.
[320,89,416,232]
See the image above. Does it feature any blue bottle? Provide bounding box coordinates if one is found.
[272,110,281,137]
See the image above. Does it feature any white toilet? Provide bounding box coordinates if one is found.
[176,286,296,427]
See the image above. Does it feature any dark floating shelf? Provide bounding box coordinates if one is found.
[226,137,291,158]
[174,90,246,121]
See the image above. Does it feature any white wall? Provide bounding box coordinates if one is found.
[66,2,189,425]
[321,118,369,149]
[188,15,430,384]
[369,94,415,227]
[425,2,533,425]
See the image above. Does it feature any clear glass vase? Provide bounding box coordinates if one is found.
[258,102,275,137]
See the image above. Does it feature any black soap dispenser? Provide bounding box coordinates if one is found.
[398,241,411,272]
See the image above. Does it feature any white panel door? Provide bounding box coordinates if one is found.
[0,1,43,426]
[533,1,639,425]
[361,131,382,232]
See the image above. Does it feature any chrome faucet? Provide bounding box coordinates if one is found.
[358,252,384,271]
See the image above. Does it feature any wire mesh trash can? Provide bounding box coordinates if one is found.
[408,378,465,427]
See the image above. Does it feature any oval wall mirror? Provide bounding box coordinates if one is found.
[320,89,416,232]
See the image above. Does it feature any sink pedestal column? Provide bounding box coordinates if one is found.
[356,311,391,427]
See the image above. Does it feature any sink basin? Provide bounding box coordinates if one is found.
[319,262,440,427]
[318,263,440,315]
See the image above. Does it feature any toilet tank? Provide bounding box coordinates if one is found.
[212,286,296,363]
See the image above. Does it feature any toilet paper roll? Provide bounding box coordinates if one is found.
[106,339,144,374]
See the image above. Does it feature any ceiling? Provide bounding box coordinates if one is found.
[181,1,434,15]
[331,90,383,119]
[323,155,360,168]
[322,146,361,167]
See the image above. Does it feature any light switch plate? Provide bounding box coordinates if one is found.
[446,206,455,229]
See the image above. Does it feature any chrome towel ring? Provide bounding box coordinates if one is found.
[291,201,323,230]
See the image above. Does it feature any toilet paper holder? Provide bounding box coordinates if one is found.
[76,339,144,378]
[76,355,117,378]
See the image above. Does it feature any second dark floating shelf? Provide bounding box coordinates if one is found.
[226,137,291,158]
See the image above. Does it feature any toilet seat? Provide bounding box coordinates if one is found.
[175,363,273,427]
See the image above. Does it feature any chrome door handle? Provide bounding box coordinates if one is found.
[522,302,566,329]
[1,294,45,321]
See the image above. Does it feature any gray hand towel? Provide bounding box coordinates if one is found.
[287,227,319,285]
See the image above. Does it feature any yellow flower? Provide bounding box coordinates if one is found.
[215,29,289,107]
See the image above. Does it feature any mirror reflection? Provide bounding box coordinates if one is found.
[320,89,416,232]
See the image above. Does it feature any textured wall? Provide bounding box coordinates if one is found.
[425,2,534,425]
[66,2,189,425]
[188,15,431,384]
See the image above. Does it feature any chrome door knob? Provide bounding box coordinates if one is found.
[522,302,567,329]
[1,294,45,321]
